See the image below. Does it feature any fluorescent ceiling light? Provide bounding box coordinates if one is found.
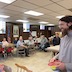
[47,24,55,26]
[24,10,44,16]
[56,15,65,19]
[16,20,29,23]
[39,21,49,24]
[0,0,16,4]
[0,15,10,18]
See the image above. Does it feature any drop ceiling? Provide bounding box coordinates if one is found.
[0,0,72,25]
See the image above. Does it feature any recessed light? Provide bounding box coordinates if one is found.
[47,24,55,26]
[24,10,44,16]
[16,20,29,23]
[0,15,10,18]
[39,21,49,24]
[56,15,65,19]
[0,0,16,4]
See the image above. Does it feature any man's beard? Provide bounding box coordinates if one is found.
[69,25,72,30]
[60,25,72,37]
[61,29,68,37]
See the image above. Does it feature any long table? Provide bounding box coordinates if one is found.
[46,45,60,52]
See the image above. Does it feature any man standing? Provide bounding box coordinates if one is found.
[50,16,72,72]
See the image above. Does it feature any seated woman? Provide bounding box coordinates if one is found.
[2,38,13,55]
[7,36,11,43]
[2,38,9,48]
[0,38,8,57]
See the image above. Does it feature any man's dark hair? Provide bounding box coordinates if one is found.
[59,15,72,23]
[60,15,72,30]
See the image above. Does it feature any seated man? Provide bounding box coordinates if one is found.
[33,36,38,43]
[27,36,35,49]
[39,34,50,52]
[13,37,18,47]
[53,32,60,46]
[17,36,29,57]
[14,37,18,45]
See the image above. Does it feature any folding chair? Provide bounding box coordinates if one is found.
[0,45,7,59]
[16,47,25,57]
[15,63,32,72]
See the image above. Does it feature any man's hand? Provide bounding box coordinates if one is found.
[49,54,59,63]
[56,62,66,71]
[20,45,27,48]
[49,57,56,62]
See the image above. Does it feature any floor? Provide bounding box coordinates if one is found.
[0,51,54,72]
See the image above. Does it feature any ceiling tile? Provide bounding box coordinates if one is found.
[51,0,64,2]
[0,9,21,15]
[23,0,53,6]
[0,2,7,9]
[57,0,72,9]
[4,5,28,13]
[34,8,52,14]
[12,0,38,9]
[44,3,65,12]
[1,0,71,24]
[48,12,60,17]
[57,10,72,15]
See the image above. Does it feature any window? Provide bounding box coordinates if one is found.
[40,24,45,30]
[23,23,30,32]
[0,21,6,34]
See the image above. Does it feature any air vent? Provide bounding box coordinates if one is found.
[27,17,39,21]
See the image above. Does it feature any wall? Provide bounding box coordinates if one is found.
[23,32,30,40]
[50,26,60,35]
[30,25,51,38]
[6,22,23,42]
[0,34,6,41]
[0,22,60,42]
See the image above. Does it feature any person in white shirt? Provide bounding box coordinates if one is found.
[27,36,35,49]
[2,38,9,48]
[39,34,50,52]
[17,36,29,57]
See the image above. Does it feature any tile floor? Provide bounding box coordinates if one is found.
[0,51,54,72]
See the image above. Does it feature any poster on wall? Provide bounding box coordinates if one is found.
[13,25,19,37]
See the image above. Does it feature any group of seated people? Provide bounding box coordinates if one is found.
[0,34,50,57]
[0,37,13,57]
[0,33,60,58]
[15,34,50,57]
